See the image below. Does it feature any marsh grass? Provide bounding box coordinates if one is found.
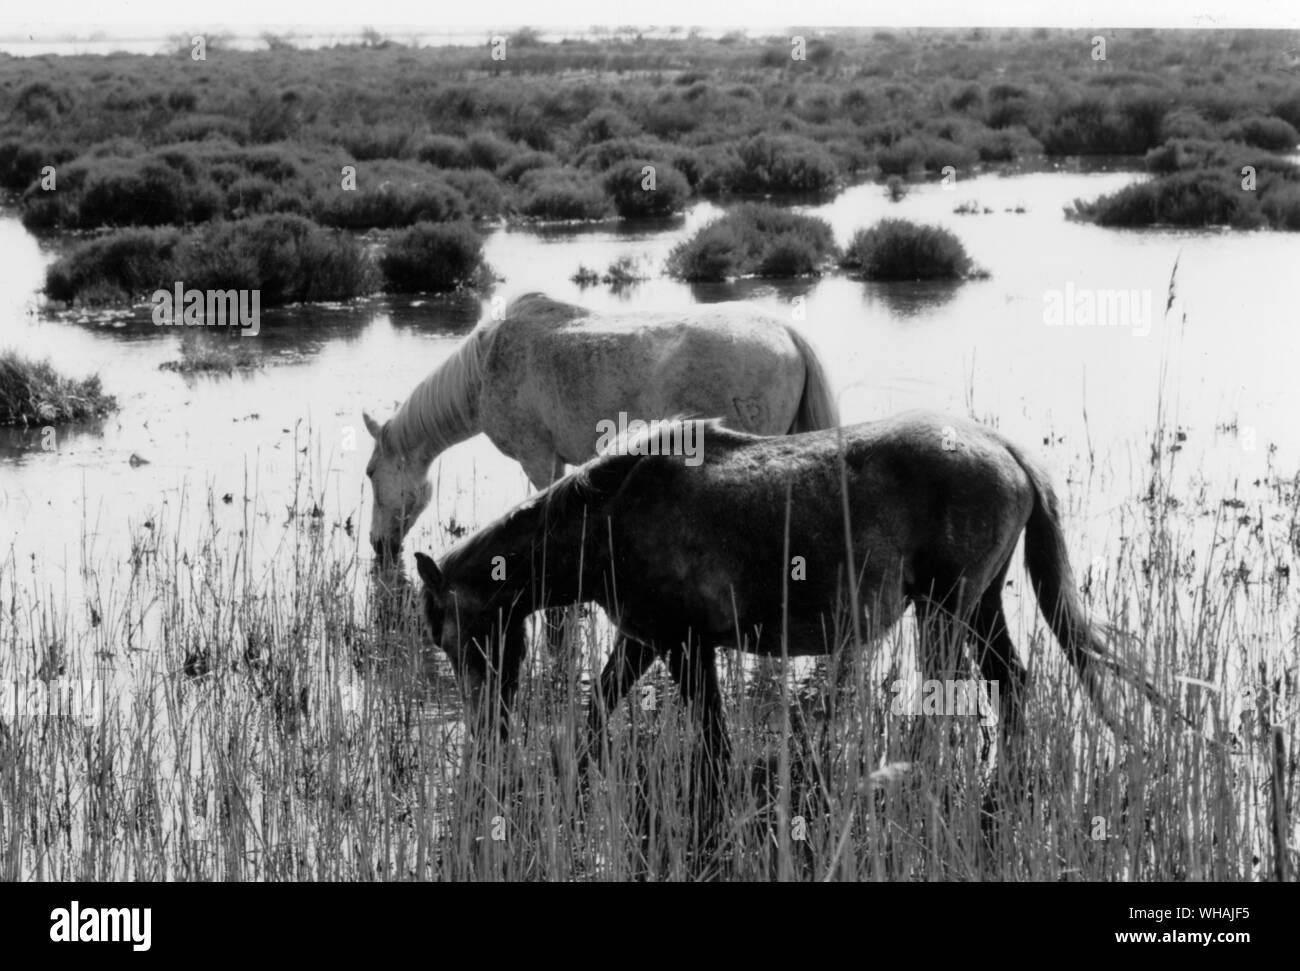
[158,335,263,374]
[0,399,1295,881]
[0,351,116,426]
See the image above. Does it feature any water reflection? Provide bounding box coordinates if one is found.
[862,278,966,317]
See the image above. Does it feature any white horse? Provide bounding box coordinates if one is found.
[363,293,838,559]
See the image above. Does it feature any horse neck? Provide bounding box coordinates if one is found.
[449,491,609,614]
[386,329,487,468]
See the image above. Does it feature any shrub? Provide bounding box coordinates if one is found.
[1040,90,1169,155]
[1068,170,1265,229]
[720,135,839,195]
[0,352,116,426]
[0,139,73,190]
[1261,183,1300,230]
[163,115,250,144]
[1143,138,1229,174]
[317,179,468,228]
[341,125,419,160]
[576,137,674,172]
[417,135,474,169]
[498,150,558,182]
[440,169,509,218]
[518,168,610,220]
[840,219,976,280]
[578,108,641,146]
[20,153,226,230]
[465,132,517,170]
[876,137,926,176]
[379,221,486,293]
[1222,116,1299,151]
[603,159,690,217]
[44,227,181,303]
[176,214,379,303]
[666,203,836,281]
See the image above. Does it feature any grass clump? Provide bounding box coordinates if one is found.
[666,203,836,282]
[0,351,116,425]
[378,221,488,293]
[840,218,980,281]
[158,336,262,374]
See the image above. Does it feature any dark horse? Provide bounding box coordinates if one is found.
[414,411,1138,775]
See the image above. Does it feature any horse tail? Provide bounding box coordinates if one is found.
[784,325,839,433]
[1009,443,1172,734]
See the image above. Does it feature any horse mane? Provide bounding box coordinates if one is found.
[439,447,644,579]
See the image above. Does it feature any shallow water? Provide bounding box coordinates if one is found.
[2,166,1298,643]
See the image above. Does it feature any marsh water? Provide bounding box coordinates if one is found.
[2,164,1299,663]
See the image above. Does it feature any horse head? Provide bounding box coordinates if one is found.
[414,550,522,738]
[363,411,433,562]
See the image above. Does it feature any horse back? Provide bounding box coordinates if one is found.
[595,412,1035,649]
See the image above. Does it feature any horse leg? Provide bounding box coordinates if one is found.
[485,620,529,747]
[519,450,577,656]
[970,571,1030,832]
[970,564,1028,751]
[912,576,971,684]
[583,637,660,770]
[665,640,730,854]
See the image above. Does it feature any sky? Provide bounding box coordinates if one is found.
[0,0,1297,36]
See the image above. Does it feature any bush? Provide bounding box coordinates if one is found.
[1261,183,1300,230]
[1069,170,1265,229]
[576,137,674,172]
[440,169,509,218]
[699,135,838,195]
[46,216,378,306]
[578,108,641,146]
[465,132,517,170]
[341,125,419,160]
[1222,116,1299,151]
[498,150,558,182]
[0,352,116,426]
[1040,90,1169,155]
[417,135,474,169]
[518,168,610,220]
[317,179,468,228]
[177,214,379,304]
[65,157,222,228]
[0,139,72,190]
[666,203,836,281]
[379,221,486,293]
[45,227,181,303]
[1143,138,1229,174]
[840,219,976,280]
[603,159,690,218]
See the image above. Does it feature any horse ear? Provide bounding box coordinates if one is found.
[362,411,383,440]
[413,552,445,596]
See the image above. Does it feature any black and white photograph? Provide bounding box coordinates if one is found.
[0,0,1294,939]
